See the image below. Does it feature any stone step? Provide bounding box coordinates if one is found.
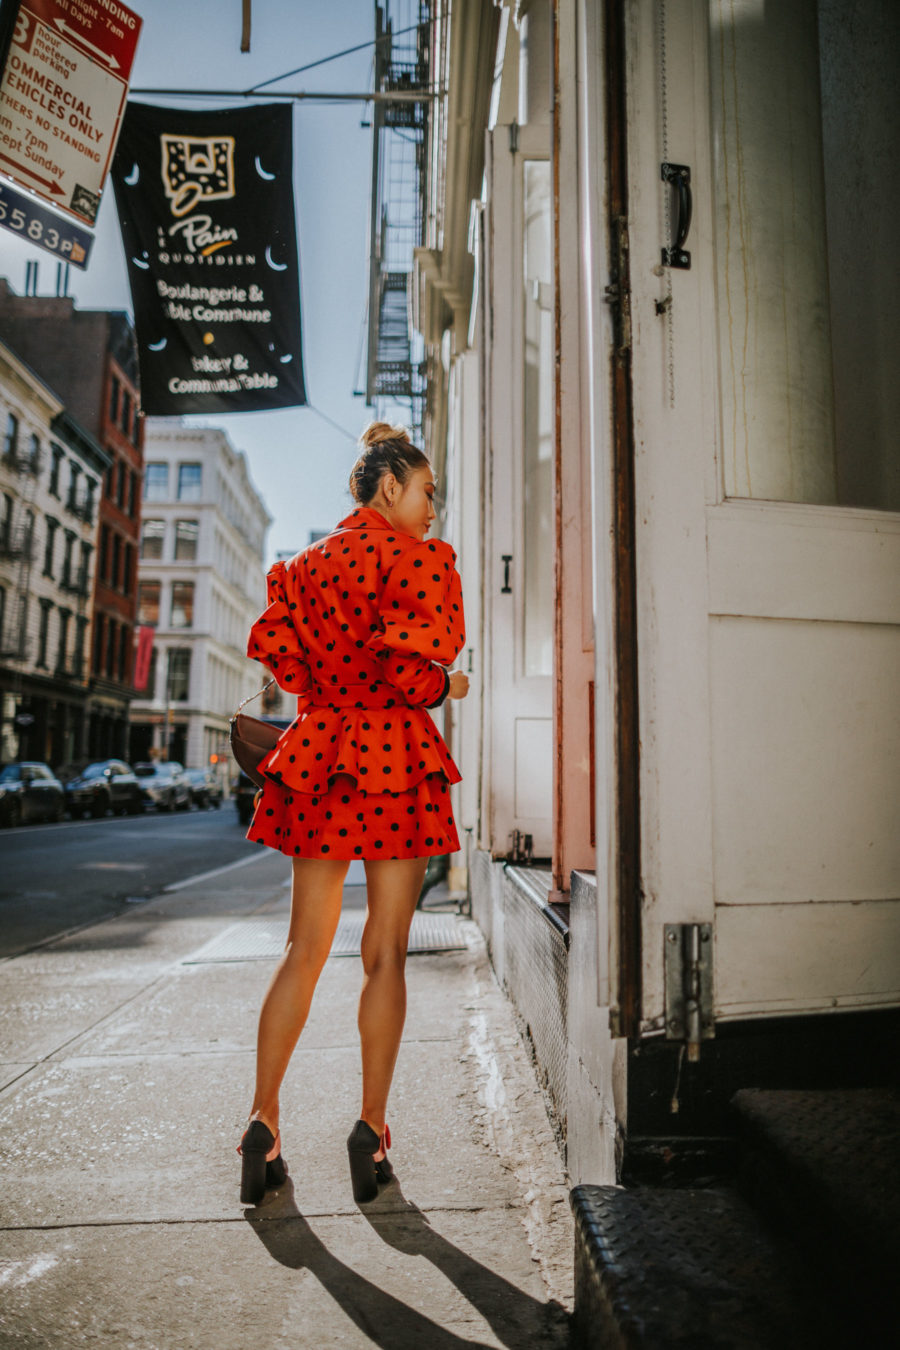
[570,1184,837,1349]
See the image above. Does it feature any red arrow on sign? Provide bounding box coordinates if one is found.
[0,152,66,196]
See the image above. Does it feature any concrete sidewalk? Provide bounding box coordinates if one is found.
[0,851,573,1348]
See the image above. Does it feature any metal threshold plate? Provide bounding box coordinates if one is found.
[184,912,468,964]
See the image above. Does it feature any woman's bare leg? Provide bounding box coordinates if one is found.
[249,856,349,1134]
[358,856,428,1147]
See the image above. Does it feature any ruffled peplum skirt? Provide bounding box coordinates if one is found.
[245,686,461,861]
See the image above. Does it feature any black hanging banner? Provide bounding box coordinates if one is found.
[112,101,307,415]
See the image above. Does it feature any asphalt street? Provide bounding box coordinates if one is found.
[0,801,260,959]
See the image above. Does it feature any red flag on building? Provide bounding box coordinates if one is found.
[133,625,154,692]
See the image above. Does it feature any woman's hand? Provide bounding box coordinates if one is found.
[447,670,470,700]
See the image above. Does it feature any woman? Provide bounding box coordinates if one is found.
[237,422,469,1206]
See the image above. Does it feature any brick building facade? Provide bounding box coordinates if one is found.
[0,281,144,758]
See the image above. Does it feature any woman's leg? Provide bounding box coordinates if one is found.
[358,856,428,1143]
[249,856,349,1133]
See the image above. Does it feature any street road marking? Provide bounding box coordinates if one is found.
[163,849,268,892]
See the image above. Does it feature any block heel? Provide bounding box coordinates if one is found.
[237,1119,285,1205]
[347,1119,393,1204]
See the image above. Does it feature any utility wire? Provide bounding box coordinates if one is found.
[306,403,361,443]
[247,19,431,94]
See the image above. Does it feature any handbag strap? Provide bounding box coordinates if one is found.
[234,678,276,717]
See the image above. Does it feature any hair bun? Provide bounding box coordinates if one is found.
[361,420,409,449]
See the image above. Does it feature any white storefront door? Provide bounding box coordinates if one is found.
[481,125,553,859]
[618,0,900,1034]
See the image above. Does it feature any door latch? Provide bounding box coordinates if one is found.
[664,922,714,1061]
[501,555,513,593]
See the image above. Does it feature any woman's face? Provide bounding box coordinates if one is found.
[380,464,436,541]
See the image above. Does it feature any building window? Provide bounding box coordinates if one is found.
[174,519,199,560]
[170,581,194,629]
[37,599,52,668]
[123,542,134,595]
[49,444,63,497]
[118,622,129,681]
[93,613,105,674]
[111,532,121,588]
[116,460,126,509]
[105,618,117,678]
[138,580,161,627]
[66,461,81,512]
[61,530,76,589]
[78,541,92,595]
[22,509,34,556]
[56,608,71,674]
[177,462,202,501]
[28,433,40,472]
[131,408,141,448]
[73,615,88,678]
[1,493,12,551]
[109,374,120,424]
[144,462,169,501]
[121,390,132,437]
[43,516,58,577]
[3,412,18,460]
[128,469,137,517]
[82,477,96,525]
[141,517,165,560]
[99,523,109,578]
[16,594,28,658]
[166,647,191,701]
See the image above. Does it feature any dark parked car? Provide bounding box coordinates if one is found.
[234,771,258,826]
[184,767,224,809]
[58,759,143,818]
[0,761,66,826]
[134,761,191,812]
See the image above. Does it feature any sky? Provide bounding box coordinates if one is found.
[0,0,379,562]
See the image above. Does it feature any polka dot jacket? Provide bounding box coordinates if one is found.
[245,505,466,860]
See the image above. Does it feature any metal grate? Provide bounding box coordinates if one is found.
[184,911,468,964]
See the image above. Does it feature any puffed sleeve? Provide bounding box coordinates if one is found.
[366,538,465,707]
[246,562,312,695]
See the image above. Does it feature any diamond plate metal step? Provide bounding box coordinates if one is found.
[183,911,469,963]
[570,1184,832,1349]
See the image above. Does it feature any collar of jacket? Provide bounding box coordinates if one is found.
[337,505,412,535]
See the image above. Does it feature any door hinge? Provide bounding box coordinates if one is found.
[664,922,714,1061]
[604,214,632,354]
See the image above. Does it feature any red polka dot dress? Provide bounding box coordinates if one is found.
[245,506,466,860]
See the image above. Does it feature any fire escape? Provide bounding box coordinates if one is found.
[365,2,431,440]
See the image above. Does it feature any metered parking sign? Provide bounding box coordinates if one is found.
[0,0,142,225]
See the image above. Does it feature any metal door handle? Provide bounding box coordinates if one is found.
[501,555,512,594]
[661,162,692,269]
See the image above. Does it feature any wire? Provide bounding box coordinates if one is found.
[306,403,360,443]
[247,19,431,94]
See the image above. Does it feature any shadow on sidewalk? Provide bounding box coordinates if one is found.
[244,1177,568,1349]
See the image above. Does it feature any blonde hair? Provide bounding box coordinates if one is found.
[349,421,430,504]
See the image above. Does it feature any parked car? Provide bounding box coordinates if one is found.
[184,767,224,809]
[133,761,191,812]
[234,771,258,826]
[58,759,143,818]
[0,761,66,826]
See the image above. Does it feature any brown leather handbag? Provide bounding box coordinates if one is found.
[230,680,280,789]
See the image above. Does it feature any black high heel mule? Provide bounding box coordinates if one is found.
[346,1119,394,1203]
[237,1119,287,1205]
